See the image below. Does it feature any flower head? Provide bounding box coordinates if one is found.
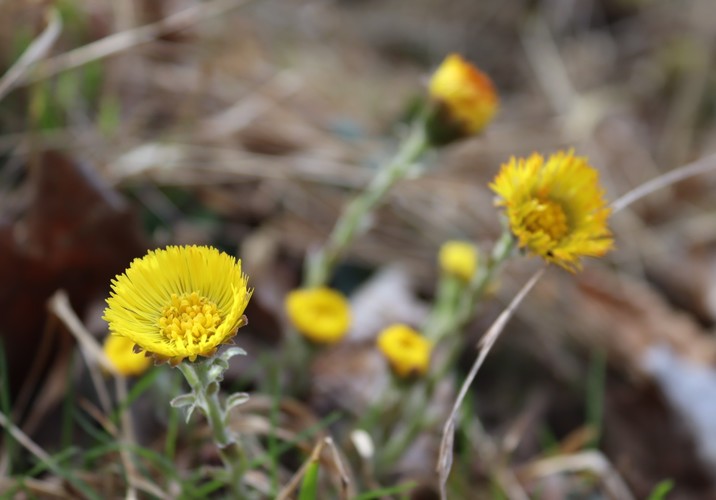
[377,324,432,378]
[490,150,613,271]
[103,245,251,365]
[103,334,152,377]
[427,53,498,142]
[439,241,478,281]
[285,287,351,344]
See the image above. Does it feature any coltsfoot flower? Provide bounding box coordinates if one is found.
[103,334,152,377]
[103,245,251,365]
[428,53,498,143]
[439,241,478,281]
[285,287,351,344]
[490,150,613,271]
[377,324,432,378]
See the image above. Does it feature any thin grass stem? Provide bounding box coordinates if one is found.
[437,265,546,499]
[611,152,716,214]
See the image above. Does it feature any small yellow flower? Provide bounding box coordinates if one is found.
[285,288,351,344]
[103,334,152,377]
[490,150,614,272]
[103,245,252,365]
[439,241,478,281]
[377,324,432,378]
[429,53,498,137]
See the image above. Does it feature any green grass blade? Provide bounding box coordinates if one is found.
[110,368,160,424]
[354,482,417,499]
[647,479,674,500]
[298,460,320,500]
[247,412,341,470]
[61,351,77,450]
[0,338,16,475]
[586,348,606,447]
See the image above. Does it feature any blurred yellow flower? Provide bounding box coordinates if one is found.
[439,241,478,281]
[285,287,351,343]
[490,150,613,272]
[429,53,498,137]
[377,324,432,378]
[103,245,251,365]
[103,334,151,377]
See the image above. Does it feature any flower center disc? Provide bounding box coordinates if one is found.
[159,292,222,345]
[397,335,418,349]
[525,199,569,241]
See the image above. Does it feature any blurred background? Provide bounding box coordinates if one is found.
[2,0,716,498]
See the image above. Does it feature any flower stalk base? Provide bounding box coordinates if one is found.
[172,348,250,496]
[305,122,430,288]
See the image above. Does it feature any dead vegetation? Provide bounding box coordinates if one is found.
[2,0,716,498]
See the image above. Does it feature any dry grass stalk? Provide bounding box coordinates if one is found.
[611,151,716,214]
[0,7,61,102]
[0,476,69,497]
[47,290,162,500]
[21,0,252,88]
[519,450,635,500]
[276,436,352,500]
[0,409,53,464]
[47,291,114,412]
[437,266,547,500]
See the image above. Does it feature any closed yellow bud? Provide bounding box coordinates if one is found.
[377,324,432,378]
[427,54,498,144]
[285,287,351,344]
[439,241,478,281]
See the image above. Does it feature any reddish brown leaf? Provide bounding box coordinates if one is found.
[0,151,146,404]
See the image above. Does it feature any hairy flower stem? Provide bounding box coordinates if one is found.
[283,327,314,397]
[434,230,515,378]
[422,275,461,343]
[379,231,516,467]
[304,122,430,288]
[177,362,247,497]
[424,230,515,346]
[377,378,433,469]
[461,230,515,325]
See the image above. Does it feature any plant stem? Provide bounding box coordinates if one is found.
[426,230,515,348]
[377,232,516,467]
[282,327,314,397]
[433,231,515,378]
[304,122,430,287]
[422,275,461,343]
[377,378,431,469]
[177,362,247,497]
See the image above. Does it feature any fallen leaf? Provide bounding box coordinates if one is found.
[0,151,146,404]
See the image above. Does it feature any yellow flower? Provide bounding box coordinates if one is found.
[428,53,498,138]
[103,334,152,377]
[490,150,613,272]
[285,287,351,344]
[103,245,251,365]
[439,241,478,281]
[377,324,432,378]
